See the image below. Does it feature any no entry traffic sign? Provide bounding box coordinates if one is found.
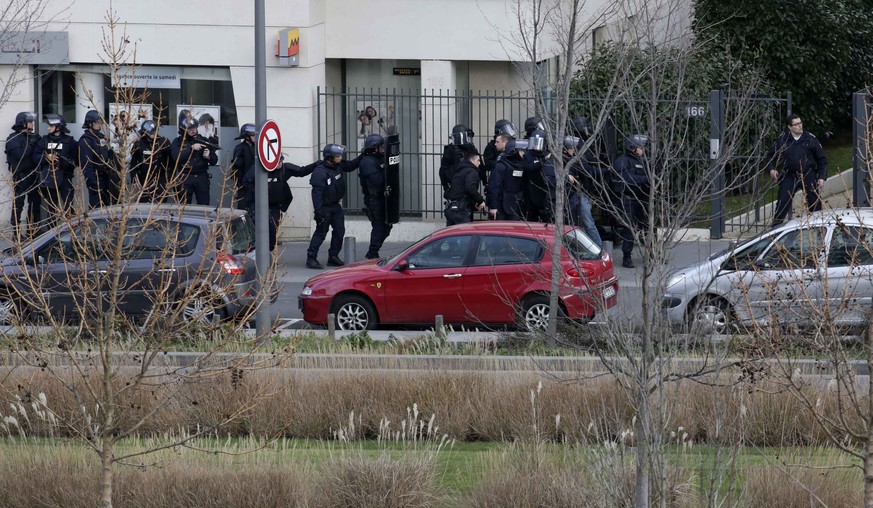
[257,119,282,171]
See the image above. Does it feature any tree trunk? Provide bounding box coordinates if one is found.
[100,437,113,508]
[635,382,650,508]
[866,313,873,508]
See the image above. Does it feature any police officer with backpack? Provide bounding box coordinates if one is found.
[6,112,40,240]
[32,114,77,228]
[306,144,362,269]
[358,134,393,259]
[240,148,318,252]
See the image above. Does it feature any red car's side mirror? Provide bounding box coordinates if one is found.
[396,259,409,271]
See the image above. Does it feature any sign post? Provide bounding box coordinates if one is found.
[254,0,270,342]
[257,120,282,171]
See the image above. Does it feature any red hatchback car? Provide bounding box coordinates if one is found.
[299,222,618,330]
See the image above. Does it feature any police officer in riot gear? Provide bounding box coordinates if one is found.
[241,152,317,252]
[613,134,650,268]
[522,129,555,222]
[6,112,40,240]
[359,134,393,259]
[306,144,362,269]
[231,123,257,206]
[444,150,486,226]
[33,114,77,228]
[482,120,518,182]
[487,138,531,220]
[79,109,116,208]
[439,124,478,192]
[130,120,171,202]
[171,114,217,205]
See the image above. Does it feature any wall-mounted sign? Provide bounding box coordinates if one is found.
[393,68,420,76]
[112,66,181,89]
[277,28,299,67]
[0,32,68,65]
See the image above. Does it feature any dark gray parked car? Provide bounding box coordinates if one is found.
[0,204,257,325]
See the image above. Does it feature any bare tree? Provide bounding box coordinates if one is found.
[0,7,287,508]
[504,0,774,505]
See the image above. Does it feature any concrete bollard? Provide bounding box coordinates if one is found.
[435,315,446,340]
[344,237,356,264]
[327,313,336,340]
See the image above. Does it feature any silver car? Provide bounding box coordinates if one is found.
[663,208,873,333]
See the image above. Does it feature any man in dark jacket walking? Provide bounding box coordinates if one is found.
[5,112,40,239]
[306,144,362,269]
[359,134,393,259]
[766,114,828,226]
[444,151,486,226]
[33,114,76,228]
[613,134,650,268]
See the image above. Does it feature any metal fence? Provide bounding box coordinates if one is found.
[317,87,791,236]
[853,88,872,207]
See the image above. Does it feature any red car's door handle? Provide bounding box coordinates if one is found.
[443,273,462,279]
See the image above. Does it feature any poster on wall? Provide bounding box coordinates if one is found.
[355,100,395,150]
[109,103,152,131]
[177,104,222,149]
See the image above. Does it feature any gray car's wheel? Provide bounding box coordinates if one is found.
[332,295,378,331]
[0,292,22,325]
[178,287,226,326]
[689,297,732,334]
[519,294,551,332]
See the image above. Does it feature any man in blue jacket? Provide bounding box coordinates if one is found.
[306,144,362,269]
[5,112,40,239]
[766,114,828,226]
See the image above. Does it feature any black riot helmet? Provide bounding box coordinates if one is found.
[140,120,158,136]
[82,110,102,129]
[364,134,384,152]
[322,143,346,160]
[493,119,518,138]
[450,123,474,146]
[12,111,36,131]
[503,138,529,157]
[571,116,592,139]
[44,113,70,134]
[524,116,544,137]
[625,134,649,152]
[527,129,547,153]
[235,123,257,140]
[179,115,199,135]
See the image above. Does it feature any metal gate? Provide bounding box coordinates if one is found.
[316,87,790,235]
[853,87,872,207]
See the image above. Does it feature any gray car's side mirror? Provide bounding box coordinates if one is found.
[753,259,771,269]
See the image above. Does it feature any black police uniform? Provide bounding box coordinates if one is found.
[5,128,41,236]
[487,152,530,220]
[78,129,116,208]
[130,134,171,203]
[359,151,393,258]
[444,159,485,226]
[522,151,554,223]
[242,160,317,251]
[765,130,828,226]
[171,135,218,205]
[231,140,256,206]
[613,147,650,261]
[306,156,361,263]
[33,130,77,227]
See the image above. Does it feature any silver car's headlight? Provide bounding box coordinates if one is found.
[666,272,686,290]
[301,287,312,296]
